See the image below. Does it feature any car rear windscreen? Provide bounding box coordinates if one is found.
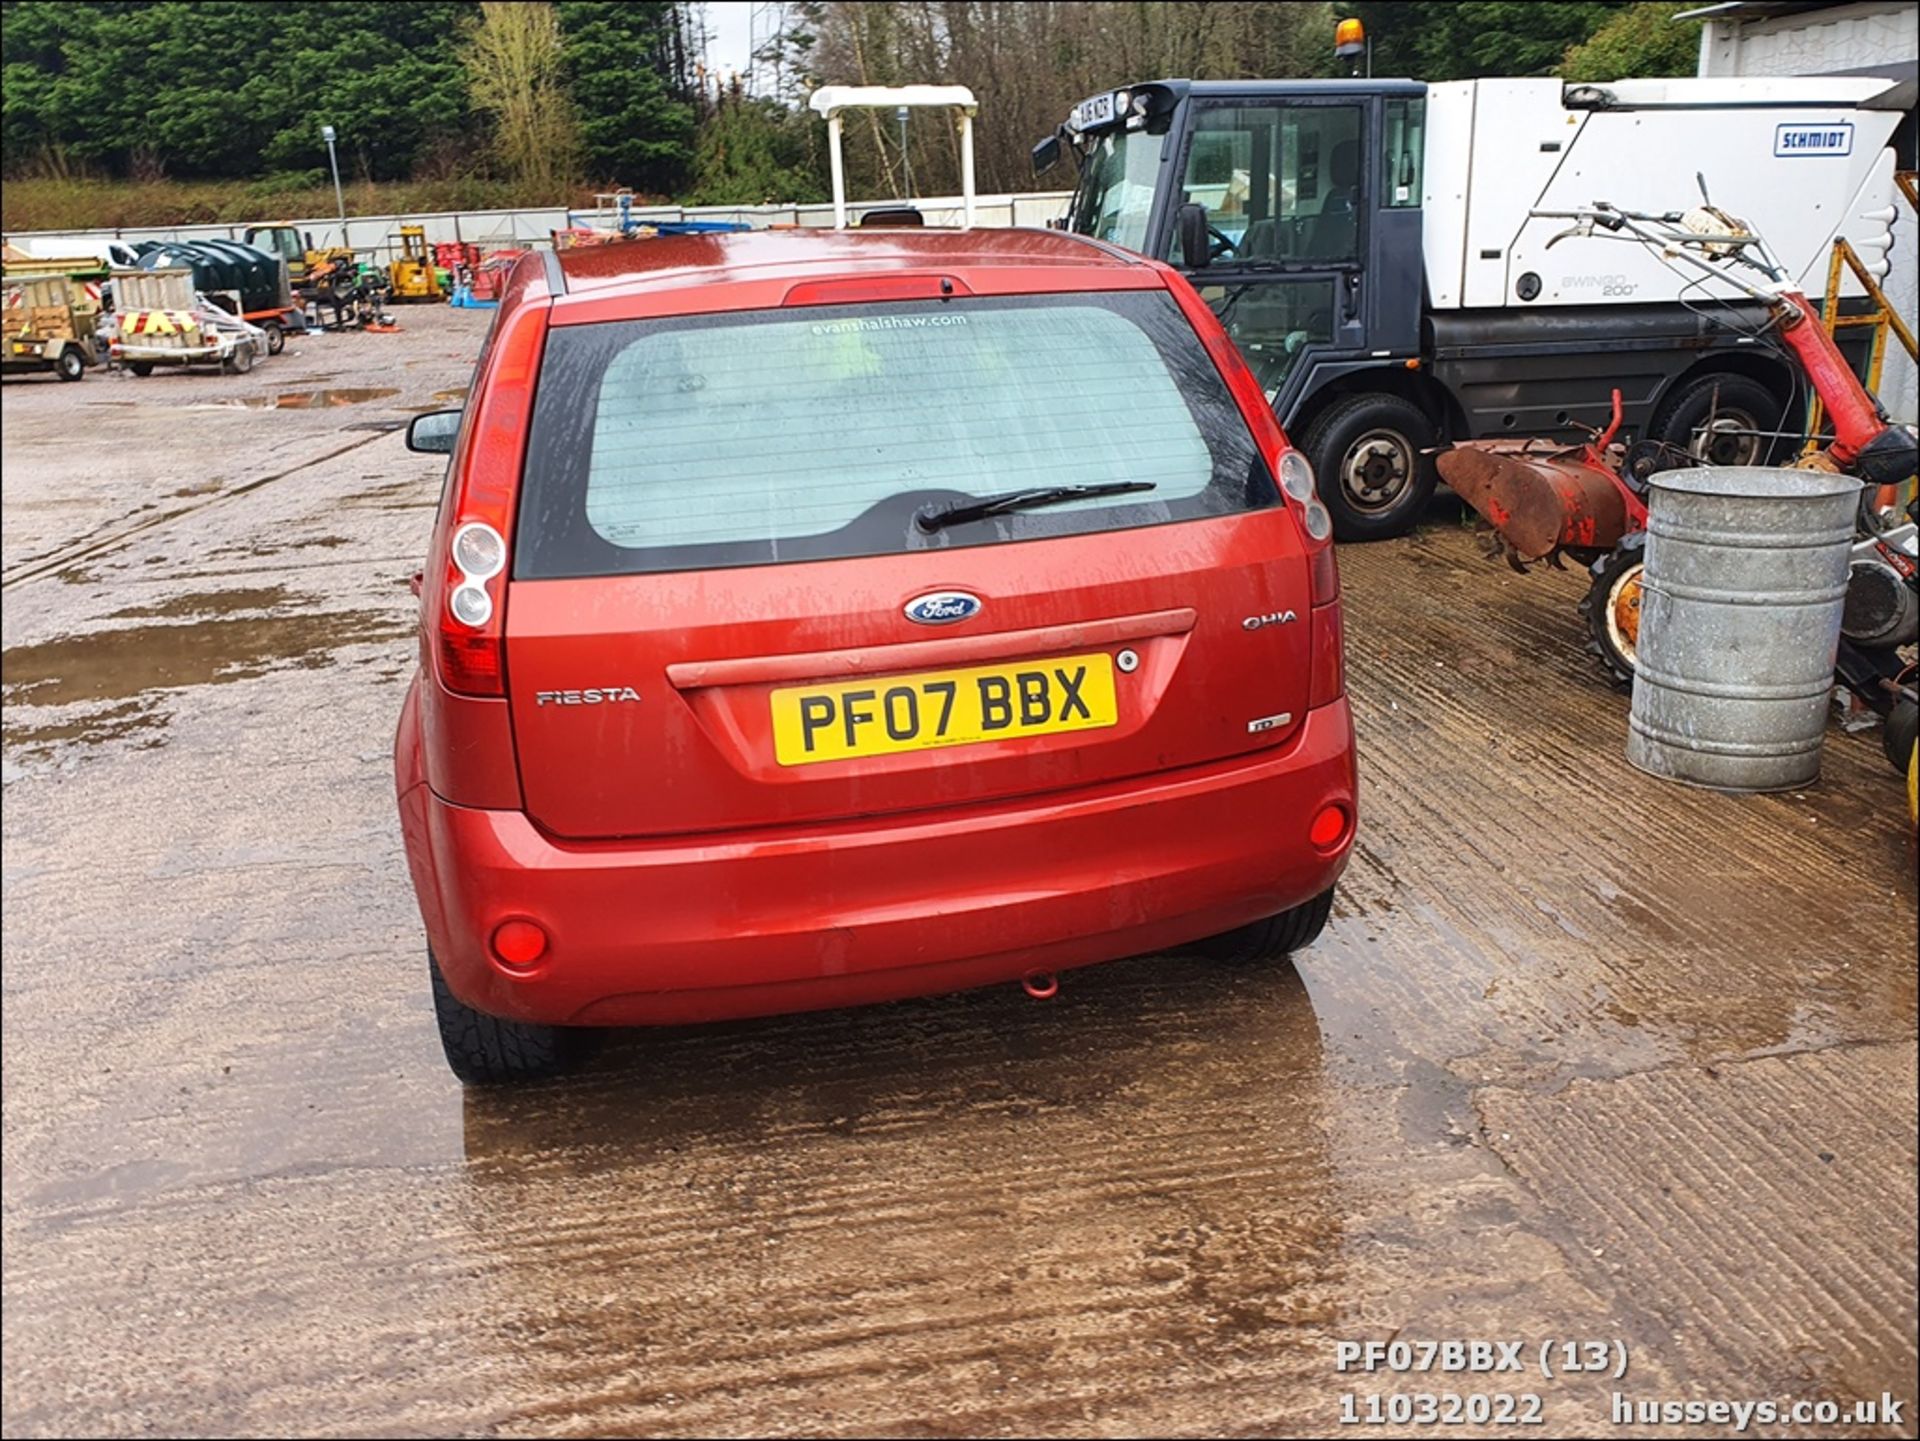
[514,290,1274,578]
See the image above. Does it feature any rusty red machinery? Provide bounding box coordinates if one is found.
[1437,390,1645,569]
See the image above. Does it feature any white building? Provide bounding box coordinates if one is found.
[1680,0,1918,420]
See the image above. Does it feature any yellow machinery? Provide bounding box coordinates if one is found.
[242,223,355,288]
[386,225,442,302]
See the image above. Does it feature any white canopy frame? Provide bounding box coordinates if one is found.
[808,85,980,229]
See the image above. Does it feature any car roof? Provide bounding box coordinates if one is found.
[549,226,1148,307]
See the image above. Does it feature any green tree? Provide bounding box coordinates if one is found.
[1342,1,1624,80]
[556,2,695,193]
[1561,1,1703,82]
[687,82,825,206]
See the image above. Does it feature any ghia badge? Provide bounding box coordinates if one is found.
[904,592,982,625]
[536,687,641,706]
[1242,610,1298,631]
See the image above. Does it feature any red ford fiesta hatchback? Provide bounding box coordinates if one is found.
[395,228,1356,1084]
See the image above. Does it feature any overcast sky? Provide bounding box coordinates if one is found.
[701,2,762,89]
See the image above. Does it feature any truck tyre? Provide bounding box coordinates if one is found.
[1649,372,1780,468]
[429,950,579,1086]
[1300,393,1439,541]
[129,361,155,377]
[55,347,86,381]
[261,319,285,355]
[1194,886,1336,964]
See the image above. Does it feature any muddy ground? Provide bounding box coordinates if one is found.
[3,310,1915,1438]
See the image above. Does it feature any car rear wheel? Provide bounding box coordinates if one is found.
[1300,393,1440,542]
[55,347,86,381]
[1194,886,1336,963]
[429,950,579,1086]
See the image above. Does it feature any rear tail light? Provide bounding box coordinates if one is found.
[432,306,547,696]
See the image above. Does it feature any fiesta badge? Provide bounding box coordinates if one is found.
[904,591,982,625]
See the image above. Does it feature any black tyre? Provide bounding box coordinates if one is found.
[55,347,86,381]
[262,319,285,355]
[1195,886,1336,964]
[429,949,578,1085]
[1649,372,1782,468]
[129,361,155,377]
[1884,698,1919,776]
[1580,536,1646,687]
[222,343,254,375]
[1299,393,1440,542]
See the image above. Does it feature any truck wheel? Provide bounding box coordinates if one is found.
[1194,886,1336,963]
[1650,373,1780,468]
[1580,536,1646,687]
[261,319,285,355]
[129,362,155,378]
[55,348,86,381]
[1300,393,1439,541]
[429,950,579,1086]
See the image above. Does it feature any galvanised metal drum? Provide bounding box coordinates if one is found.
[1627,466,1860,792]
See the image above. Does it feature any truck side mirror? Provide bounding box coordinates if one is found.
[305,232,314,251]
[1031,133,1062,176]
[1176,203,1210,270]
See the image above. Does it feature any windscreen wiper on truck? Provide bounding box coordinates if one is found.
[916,482,1158,532]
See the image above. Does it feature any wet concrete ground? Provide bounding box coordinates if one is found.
[3,310,1915,1438]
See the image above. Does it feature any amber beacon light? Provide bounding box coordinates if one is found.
[1335,17,1367,75]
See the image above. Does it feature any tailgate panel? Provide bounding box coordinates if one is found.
[506,509,1313,840]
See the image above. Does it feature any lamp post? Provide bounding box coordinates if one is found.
[896,104,913,199]
[320,123,346,236]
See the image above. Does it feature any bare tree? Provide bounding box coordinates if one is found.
[789,1,1334,198]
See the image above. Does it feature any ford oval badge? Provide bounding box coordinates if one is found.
[904,592,981,626]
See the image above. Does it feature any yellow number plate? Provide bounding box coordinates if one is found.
[771,652,1118,766]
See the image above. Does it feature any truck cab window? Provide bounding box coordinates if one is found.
[1183,103,1363,264]
[1382,98,1425,208]
[1068,128,1162,254]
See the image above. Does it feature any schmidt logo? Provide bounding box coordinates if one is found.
[1775,123,1852,157]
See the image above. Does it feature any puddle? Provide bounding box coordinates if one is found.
[195,388,400,412]
[432,387,469,402]
[2,607,412,711]
[2,700,169,760]
[206,536,352,560]
[109,585,293,621]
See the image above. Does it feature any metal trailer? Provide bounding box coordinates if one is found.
[110,268,260,376]
[1,273,98,381]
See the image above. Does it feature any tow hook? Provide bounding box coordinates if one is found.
[1021,969,1059,1001]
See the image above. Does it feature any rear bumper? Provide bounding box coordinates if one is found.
[399,698,1356,1026]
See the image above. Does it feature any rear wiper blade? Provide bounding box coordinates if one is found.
[916,482,1157,532]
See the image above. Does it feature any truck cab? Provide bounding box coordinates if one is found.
[1039,76,1899,539]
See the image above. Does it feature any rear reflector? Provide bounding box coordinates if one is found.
[490,919,549,967]
[1309,802,1351,851]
